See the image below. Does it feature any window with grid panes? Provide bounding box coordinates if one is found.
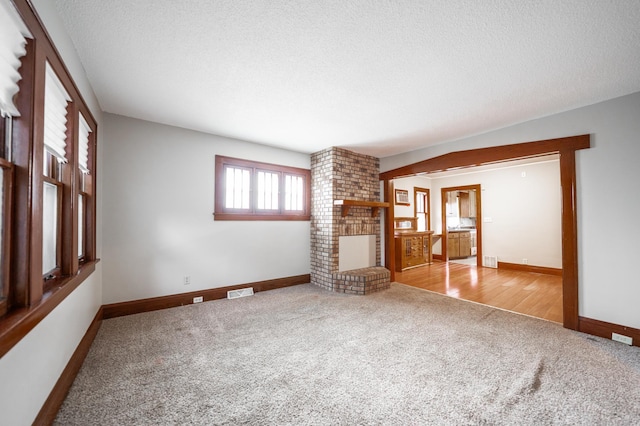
[0,0,98,358]
[42,62,70,279]
[214,155,310,220]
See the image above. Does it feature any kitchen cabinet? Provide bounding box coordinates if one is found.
[446,191,458,217]
[447,231,471,258]
[447,233,459,258]
[459,191,476,218]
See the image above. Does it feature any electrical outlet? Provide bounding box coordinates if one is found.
[183,276,190,285]
[522,258,528,265]
[193,296,203,303]
[612,332,633,345]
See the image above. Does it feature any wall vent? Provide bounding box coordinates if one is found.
[483,256,498,268]
[227,287,254,299]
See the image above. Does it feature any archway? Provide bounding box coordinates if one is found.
[380,135,590,330]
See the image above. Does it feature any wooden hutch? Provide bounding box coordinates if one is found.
[394,217,434,272]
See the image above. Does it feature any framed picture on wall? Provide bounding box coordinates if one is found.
[395,189,410,205]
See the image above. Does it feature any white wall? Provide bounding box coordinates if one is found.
[392,175,431,218]
[101,114,311,304]
[0,1,103,424]
[0,271,101,425]
[381,91,640,330]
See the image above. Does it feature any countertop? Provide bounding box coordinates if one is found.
[394,230,434,237]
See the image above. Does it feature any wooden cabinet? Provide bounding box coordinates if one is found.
[459,232,471,257]
[446,191,457,217]
[459,191,476,218]
[447,233,460,259]
[394,217,433,271]
[395,234,428,271]
[447,231,471,258]
[469,191,476,217]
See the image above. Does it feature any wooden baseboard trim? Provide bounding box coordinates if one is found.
[102,274,311,319]
[497,261,562,276]
[432,254,443,261]
[34,307,103,425]
[578,316,640,348]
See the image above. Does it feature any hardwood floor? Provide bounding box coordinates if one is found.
[396,261,563,323]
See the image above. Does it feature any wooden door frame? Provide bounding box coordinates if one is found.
[441,184,482,266]
[381,134,590,330]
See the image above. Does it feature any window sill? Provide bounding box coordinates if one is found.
[0,259,99,359]
[213,213,310,221]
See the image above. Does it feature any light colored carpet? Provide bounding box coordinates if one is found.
[55,283,640,425]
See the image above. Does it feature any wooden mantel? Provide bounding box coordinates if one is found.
[333,199,390,217]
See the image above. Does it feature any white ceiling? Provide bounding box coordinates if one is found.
[52,0,640,158]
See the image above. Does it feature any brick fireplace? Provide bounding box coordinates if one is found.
[310,147,390,294]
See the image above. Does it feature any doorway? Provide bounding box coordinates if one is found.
[441,185,481,267]
[381,134,590,330]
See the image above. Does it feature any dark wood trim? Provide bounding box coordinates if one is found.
[384,180,396,281]
[334,199,388,218]
[214,155,311,221]
[578,316,640,348]
[440,188,447,261]
[213,213,311,221]
[0,162,13,317]
[0,260,98,359]
[1,0,100,355]
[440,184,482,267]
[559,148,579,330]
[379,134,590,331]
[62,102,79,278]
[498,262,563,276]
[413,186,430,231]
[432,253,444,261]
[0,116,5,159]
[379,135,590,181]
[33,307,103,425]
[103,274,311,319]
[11,37,37,309]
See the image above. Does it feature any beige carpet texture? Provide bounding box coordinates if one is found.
[55,283,640,425]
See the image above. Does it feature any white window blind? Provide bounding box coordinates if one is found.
[0,0,31,117]
[44,62,71,163]
[78,113,91,173]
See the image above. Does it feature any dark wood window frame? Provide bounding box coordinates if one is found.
[41,176,63,279]
[214,155,311,221]
[381,135,590,331]
[0,157,12,318]
[413,186,430,231]
[0,0,98,359]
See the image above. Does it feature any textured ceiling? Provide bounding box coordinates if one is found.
[52,0,640,158]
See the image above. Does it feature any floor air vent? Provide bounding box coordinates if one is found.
[227,287,254,299]
[483,256,498,268]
